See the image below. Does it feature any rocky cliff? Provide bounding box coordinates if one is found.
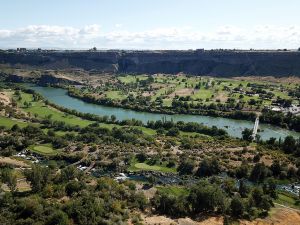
[1,50,300,77]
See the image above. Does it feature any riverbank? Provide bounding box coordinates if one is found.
[24,84,300,140]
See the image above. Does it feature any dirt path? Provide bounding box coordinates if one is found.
[84,161,95,173]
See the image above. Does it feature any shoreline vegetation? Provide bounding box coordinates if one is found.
[1,78,300,224]
[22,87,229,138]
[65,83,300,133]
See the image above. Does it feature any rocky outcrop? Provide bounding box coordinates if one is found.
[5,74,34,83]
[38,74,82,86]
[1,50,300,77]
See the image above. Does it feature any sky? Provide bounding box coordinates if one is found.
[1,0,300,49]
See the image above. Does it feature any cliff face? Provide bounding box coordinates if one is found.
[1,50,300,77]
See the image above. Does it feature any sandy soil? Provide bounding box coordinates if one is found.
[143,91,154,97]
[215,92,228,102]
[142,206,300,225]
[0,92,11,105]
[241,207,300,225]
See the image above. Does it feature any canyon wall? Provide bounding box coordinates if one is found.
[1,50,300,77]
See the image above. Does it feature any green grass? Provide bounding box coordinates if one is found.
[156,185,189,196]
[118,75,148,84]
[18,93,93,127]
[16,92,157,136]
[105,91,126,100]
[191,88,214,100]
[135,126,156,135]
[0,116,29,128]
[275,191,300,210]
[133,163,176,173]
[128,158,176,173]
[29,144,57,155]
[19,94,92,127]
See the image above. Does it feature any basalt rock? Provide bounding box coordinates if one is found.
[1,50,300,77]
[38,74,82,86]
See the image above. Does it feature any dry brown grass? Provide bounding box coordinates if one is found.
[0,157,30,168]
[0,92,11,105]
[142,207,300,225]
[169,88,194,97]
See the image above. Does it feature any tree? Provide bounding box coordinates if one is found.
[253,154,261,163]
[242,128,253,141]
[196,158,220,177]
[47,129,55,137]
[249,163,270,183]
[178,159,195,175]
[60,166,78,182]
[46,210,69,225]
[11,124,20,132]
[152,192,188,217]
[136,153,147,162]
[282,135,296,154]
[230,195,244,218]
[110,115,116,122]
[239,180,250,198]
[188,180,226,213]
[250,187,264,207]
[166,127,180,136]
[223,178,237,196]
[1,169,17,193]
[235,164,249,179]
[270,160,282,177]
[263,178,277,199]
[65,181,84,196]
[24,165,51,192]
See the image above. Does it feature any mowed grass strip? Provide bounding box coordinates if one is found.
[156,185,189,196]
[131,162,176,173]
[29,144,57,155]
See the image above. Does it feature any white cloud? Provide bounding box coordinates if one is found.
[0,24,300,49]
[115,24,123,28]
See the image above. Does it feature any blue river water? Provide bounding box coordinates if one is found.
[27,85,300,140]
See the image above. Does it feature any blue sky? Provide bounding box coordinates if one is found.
[1,0,300,49]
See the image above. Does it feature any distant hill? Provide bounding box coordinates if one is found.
[1,49,300,77]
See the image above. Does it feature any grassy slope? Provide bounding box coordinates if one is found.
[0,116,29,128]
[18,93,92,127]
[275,191,300,210]
[16,92,156,135]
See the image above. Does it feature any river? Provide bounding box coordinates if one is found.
[26,85,300,140]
